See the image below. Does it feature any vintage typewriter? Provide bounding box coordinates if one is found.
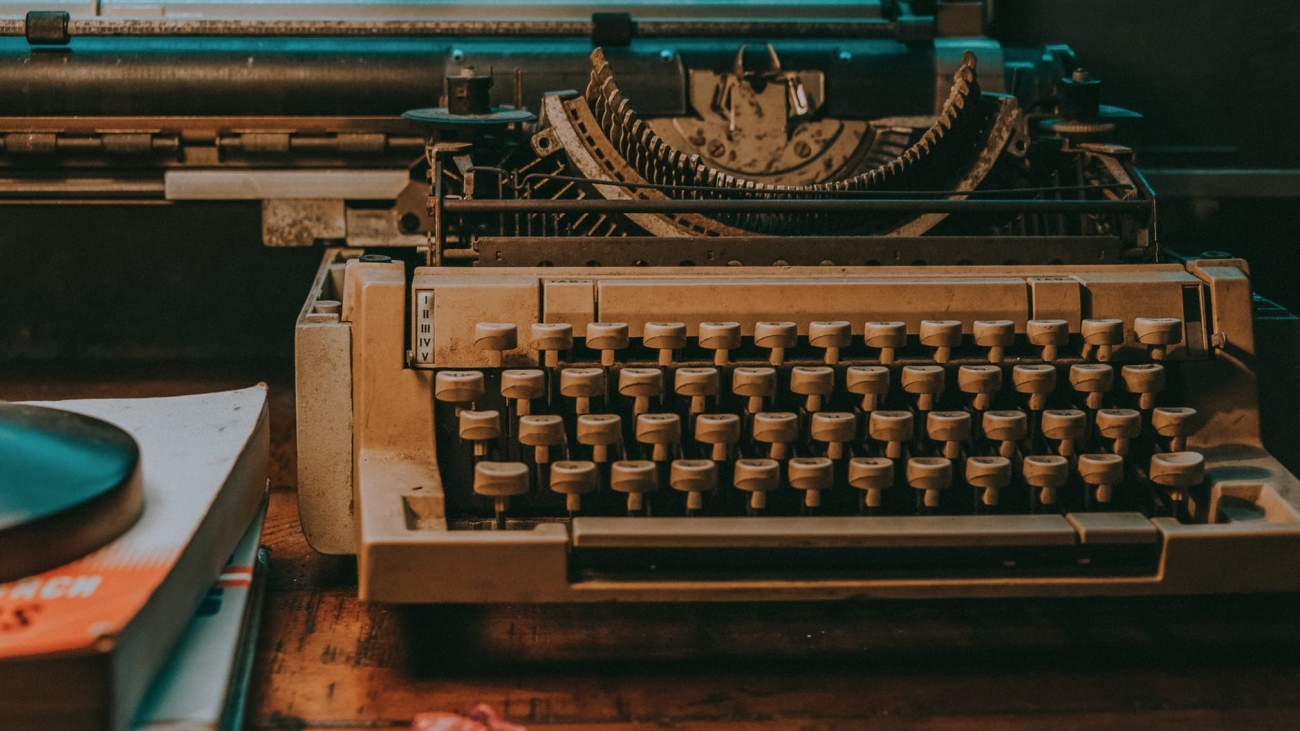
[294,49,1300,602]
[256,13,1296,602]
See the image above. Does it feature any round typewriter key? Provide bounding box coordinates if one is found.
[1082,319,1124,361]
[788,457,834,509]
[549,460,599,514]
[636,413,681,462]
[846,366,890,411]
[919,320,962,363]
[958,365,1002,411]
[849,457,894,509]
[809,321,852,364]
[643,322,687,365]
[983,410,1027,459]
[1134,317,1183,360]
[618,367,663,415]
[610,460,658,513]
[1023,455,1069,506]
[577,414,623,463]
[695,413,741,461]
[1096,408,1141,456]
[752,412,799,460]
[1153,406,1198,451]
[1069,363,1114,409]
[1121,363,1165,410]
[698,321,741,365]
[670,459,718,512]
[901,365,945,411]
[926,411,970,459]
[474,322,518,367]
[560,367,605,414]
[434,370,485,406]
[517,415,566,463]
[973,320,1015,362]
[733,458,781,512]
[586,322,630,365]
[1012,364,1056,410]
[864,321,906,364]
[675,367,720,415]
[754,322,798,365]
[472,461,530,527]
[906,457,952,509]
[530,323,574,367]
[1041,409,1086,456]
[0,404,144,583]
[1149,451,1205,512]
[1027,319,1069,362]
[1078,453,1125,504]
[458,409,502,457]
[868,410,914,459]
[501,368,545,415]
[732,367,777,413]
[811,412,857,459]
[790,366,834,412]
[966,455,1011,507]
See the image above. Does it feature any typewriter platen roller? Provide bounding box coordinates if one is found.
[295,47,1300,603]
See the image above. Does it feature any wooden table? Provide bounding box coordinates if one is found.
[6,364,1300,731]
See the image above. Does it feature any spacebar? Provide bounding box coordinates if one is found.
[570,516,1078,549]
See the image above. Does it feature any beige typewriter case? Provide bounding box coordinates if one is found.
[297,252,1300,602]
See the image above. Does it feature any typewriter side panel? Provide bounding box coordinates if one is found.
[296,248,360,554]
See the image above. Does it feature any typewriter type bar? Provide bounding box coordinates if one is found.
[295,254,1300,602]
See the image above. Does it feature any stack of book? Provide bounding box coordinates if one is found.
[0,387,271,731]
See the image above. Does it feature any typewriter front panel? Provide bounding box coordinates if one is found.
[341,260,1300,603]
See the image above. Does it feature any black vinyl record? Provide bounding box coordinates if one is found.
[0,403,144,583]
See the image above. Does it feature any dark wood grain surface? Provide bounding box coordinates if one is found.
[5,364,1300,731]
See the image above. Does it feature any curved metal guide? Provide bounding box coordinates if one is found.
[532,49,1024,237]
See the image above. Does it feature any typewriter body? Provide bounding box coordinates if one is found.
[283,20,1300,603]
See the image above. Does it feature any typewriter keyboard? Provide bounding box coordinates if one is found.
[431,318,1207,529]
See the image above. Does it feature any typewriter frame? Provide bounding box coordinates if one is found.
[297,248,1300,602]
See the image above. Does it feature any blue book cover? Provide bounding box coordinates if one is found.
[131,503,268,731]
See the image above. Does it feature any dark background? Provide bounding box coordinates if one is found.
[1,1,1298,364]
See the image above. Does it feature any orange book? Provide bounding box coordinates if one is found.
[0,387,269,731]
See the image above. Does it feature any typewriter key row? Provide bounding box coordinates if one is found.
[471,316,1184,366]
[470,450,1206,524]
